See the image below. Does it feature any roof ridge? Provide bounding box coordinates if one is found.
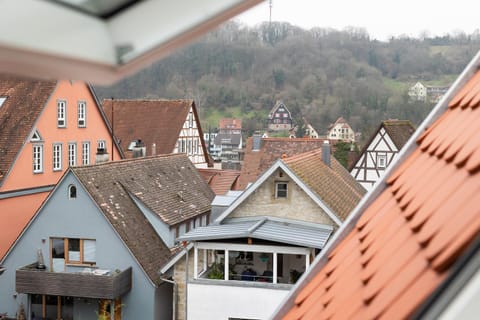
[73,153,184,170]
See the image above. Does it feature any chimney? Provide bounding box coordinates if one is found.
[252,134,263,151]
[132,140,146,158]
[152,143,156,156]
[95,147,109,164]
[322,140,331,167]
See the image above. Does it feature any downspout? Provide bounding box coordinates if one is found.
[160,277,177,320]
[185,247,189,320]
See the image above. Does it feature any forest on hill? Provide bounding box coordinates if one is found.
[95,21,480,143]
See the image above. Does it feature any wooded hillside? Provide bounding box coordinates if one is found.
[95,22,480,142]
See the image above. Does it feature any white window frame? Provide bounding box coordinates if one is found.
[68,143,77,167]
[82,142,90,165]
[275,182,288,198]
[53,143,62,171]
[77,101,86,128]
[57,100,66,128]
[377,153,387,169]
[97,140,106,151]
[33,144,43,173]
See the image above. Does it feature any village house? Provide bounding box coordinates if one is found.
[326,117,356,143]
[238,135,334,189]
[273,51,480,320]
[0,77,122,262]
[0,154,215,319]
[168,145,365,320]
[102,99,212,168]
[267,101,294,131]
[350,119,415,191]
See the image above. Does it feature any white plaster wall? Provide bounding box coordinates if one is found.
[187,283,290,320]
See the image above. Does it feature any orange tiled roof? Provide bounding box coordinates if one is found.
[219,118,242,130]
[280,69,480,319]
[197,168,241,195]
[238,137,334,189]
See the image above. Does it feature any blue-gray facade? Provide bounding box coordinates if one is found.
[0,172,172,319]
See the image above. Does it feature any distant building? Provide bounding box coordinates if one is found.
[267,101,294,131]
[408,81,428,101]
[427,85,449,103]
[218,118,242,134]
[408,82,449,103]
[350,120,415,191]
[102,99,212,168]
[327,117,356,142]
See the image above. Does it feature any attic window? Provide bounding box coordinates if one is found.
[68,184,77,199]
[275,182,288,199]
[30,130,42,142]
[377,153,387,169]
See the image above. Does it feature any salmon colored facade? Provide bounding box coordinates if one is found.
[0,79,121,261]
[1,81,121,192]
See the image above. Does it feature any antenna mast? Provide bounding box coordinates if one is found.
[269,0,272,25]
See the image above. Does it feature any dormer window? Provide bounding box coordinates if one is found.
[57,100,66,128]
[68,184,77,199]
[275,182,288,198]
[77,101,86,127]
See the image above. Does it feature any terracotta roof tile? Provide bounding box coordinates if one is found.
[279,68,480,320]
[0,76,56,185]
[239,137,338,189]
[282,149,366,221]
[102,99,210,165]
[197,168,240,195]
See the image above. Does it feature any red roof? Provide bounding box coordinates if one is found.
[238,137,334,189]
[197,168,241,195]
[219,118,242,130]
[278,69,480,319]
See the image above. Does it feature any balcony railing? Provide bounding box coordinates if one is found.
[16,263,132,299]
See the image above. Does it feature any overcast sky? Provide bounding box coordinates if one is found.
[234,0,479,41]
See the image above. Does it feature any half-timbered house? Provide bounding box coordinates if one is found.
[349,120,415,191]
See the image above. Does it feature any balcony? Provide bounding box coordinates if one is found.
[16,263,132,299]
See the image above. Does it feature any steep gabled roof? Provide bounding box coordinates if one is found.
[72,154,215,284]
[382,119,416,149]
[197,168,241,195]
[0,76,56,185]
[283,149,366,222]
[218,149,365,226]
[268,100,292,119]
[102,99,211,165]
[74,154,215,227]
[219,118,242,130]
[274,53,480,320]
[238,137,332,189]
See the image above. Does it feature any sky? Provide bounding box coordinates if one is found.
[234,0,479,41]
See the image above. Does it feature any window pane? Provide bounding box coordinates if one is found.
[51,238,65,259]
[83,240,96,263]
[68,238,80,261]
